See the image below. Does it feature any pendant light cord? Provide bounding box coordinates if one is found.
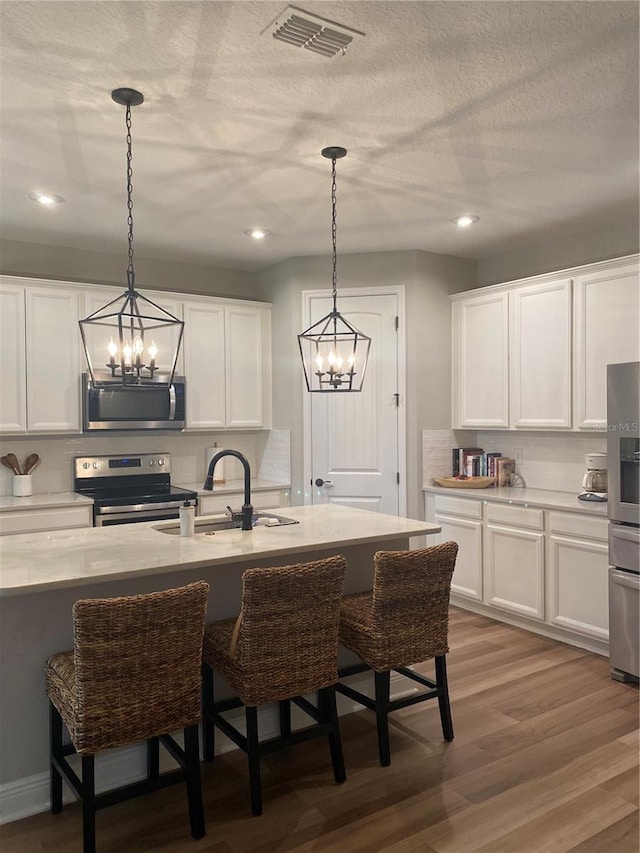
[331,156,338,314]
[125,103,135,291]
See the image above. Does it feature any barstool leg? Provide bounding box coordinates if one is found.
[374,670,391,767]
[245,706,263,816]
[202,663,215,761]
[81,755,96,853]
[279,700,291,738]
[49,702,63,814]
[321,686,346,784]
[147,737,160,782]
[435,655,454,741]
[184,724,205,839]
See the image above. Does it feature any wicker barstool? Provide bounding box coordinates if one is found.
[337,542,458,766]
[45,581,209,853]
[202,556,347,816]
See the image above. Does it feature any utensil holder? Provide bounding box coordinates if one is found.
[13,475,33,497]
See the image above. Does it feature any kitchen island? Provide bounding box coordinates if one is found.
[0,504,440,823]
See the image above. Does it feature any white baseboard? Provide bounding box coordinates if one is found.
[1,671,413,826]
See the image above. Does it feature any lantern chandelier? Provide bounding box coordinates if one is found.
[79,88,184,387]
[298,147,371,392]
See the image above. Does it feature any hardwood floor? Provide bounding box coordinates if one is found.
[2,607,638,852]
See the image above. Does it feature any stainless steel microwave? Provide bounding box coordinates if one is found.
[82,373,186,431]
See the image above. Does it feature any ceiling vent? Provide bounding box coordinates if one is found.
[262,5,365,58]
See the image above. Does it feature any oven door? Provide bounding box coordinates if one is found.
[94,500,188,527]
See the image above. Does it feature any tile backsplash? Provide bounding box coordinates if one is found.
[0,430,291,496]
[423,429,607,493]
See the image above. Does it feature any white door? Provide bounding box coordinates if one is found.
[306,291,402,515]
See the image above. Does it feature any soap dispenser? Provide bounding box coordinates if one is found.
[179,500,195,537]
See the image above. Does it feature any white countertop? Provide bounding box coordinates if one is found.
[0,491,94,512]
[0,479,290,512]
[423,485,609,516]
[176,478,290,497]
[0,504,440,597]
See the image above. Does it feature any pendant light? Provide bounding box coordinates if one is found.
[298,147,371,392]
[79,88,184,387]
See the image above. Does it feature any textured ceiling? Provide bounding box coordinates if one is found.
[1,1,638,272]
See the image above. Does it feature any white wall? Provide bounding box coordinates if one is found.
[257,249,477,520]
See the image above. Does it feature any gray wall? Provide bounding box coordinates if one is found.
[256,249,476,520]
[476,212,640,286]
[0,238,261,300]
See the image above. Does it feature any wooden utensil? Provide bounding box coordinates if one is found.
[6,453,23,475]
[1,455,22,476]
[23,453,40,474]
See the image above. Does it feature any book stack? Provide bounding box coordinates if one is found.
[452,448,503,479]
[451,448,516,486]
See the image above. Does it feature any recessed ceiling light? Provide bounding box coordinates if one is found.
[244,228,271,240]
[29,191,64,206]
[451,214,479,229]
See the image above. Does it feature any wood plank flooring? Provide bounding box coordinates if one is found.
[2,607,637,853]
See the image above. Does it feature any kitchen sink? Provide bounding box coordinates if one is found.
[155,511,299,536]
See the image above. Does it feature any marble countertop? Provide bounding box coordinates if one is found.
[177,478,291,496]
[0,492,94,512]
[0,504,440,597]
[0,479,290,512]
[423,485,609,516]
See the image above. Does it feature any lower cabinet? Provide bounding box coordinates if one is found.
[426,492,609,652]
[0,505,92,536]
[547,512,610,642]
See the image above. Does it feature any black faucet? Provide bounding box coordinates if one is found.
[203,450,253,531]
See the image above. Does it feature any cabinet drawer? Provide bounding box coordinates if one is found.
[433,495,482,519]
[548,511,608,542]
[485,503,544,530]
[0,506,92,536]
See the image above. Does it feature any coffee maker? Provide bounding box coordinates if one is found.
[578,452,608,502]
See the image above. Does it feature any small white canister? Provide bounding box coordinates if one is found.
[13,475,33,497]
[179,501,195,537]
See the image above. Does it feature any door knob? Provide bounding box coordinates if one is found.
[315,478,334,487]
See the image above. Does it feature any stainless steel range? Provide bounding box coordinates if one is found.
[73,453,198,527]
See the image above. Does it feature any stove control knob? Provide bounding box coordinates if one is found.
[158,458,165,466]
[93,462,100,469]
[149,460,155,466]
[83,462,90,470]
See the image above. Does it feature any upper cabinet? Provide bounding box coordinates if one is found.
[452,255,639,431]
[0,275,273,436]
[0,278,82,434]
[452,290,509,428]
[182,297,272,430]
[573,261,640,430]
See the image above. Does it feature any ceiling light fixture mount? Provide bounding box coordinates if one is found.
[297,146,371,393]
[244,228,272,240]
[79,88,184,387]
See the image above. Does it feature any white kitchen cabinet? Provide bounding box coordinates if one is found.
[433,494,483,601]
[547,512,609,641]
[182,300,226,429]
[452,290,509,428]
[0,505,92,536]
[573,260,640,429]
[484,523,545,620]
[0,278,82,434]
[509,278,572,429]
[182,297,271,431]
[452,254,639,432]
[0,282,27,432]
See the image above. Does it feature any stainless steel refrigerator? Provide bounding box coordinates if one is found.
[607,361,640,682]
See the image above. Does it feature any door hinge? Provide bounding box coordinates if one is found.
[394,315,399,331]
[393,392,400,407]
[396,472,400,485]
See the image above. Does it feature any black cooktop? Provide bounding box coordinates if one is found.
[77,483,197,508]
